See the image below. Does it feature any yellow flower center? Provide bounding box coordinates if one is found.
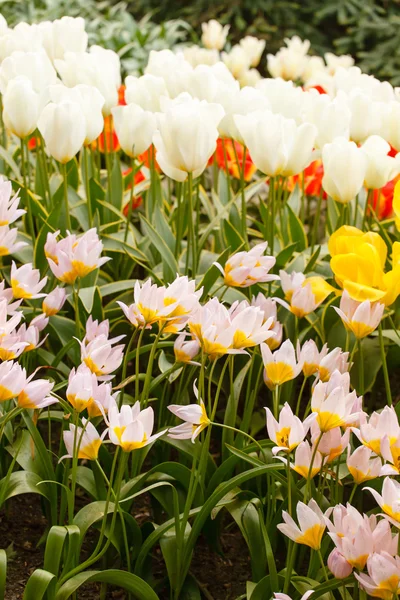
[17,390,36,409]
[382,504,400,524]
[83,356,103,377]
[276,426,291,448]
[0,383,15,402]
[79,439,102,461]
[296,523,325,550]
[265,362,294,386]
[314,410,344,433]
[11,280,32,299]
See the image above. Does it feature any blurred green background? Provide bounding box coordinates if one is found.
[2,0,400,83]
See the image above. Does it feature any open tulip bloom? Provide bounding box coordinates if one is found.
[0,12,399,600]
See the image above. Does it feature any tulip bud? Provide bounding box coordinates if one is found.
[112,103,156,158]
[2,76,40,138]
[201,20,229,51]
[327,549,352,579]
[38,101,86,163]
[322,137,368,204]
[42,287,67,316]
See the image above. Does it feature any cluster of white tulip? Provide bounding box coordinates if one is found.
[0,13,399,205]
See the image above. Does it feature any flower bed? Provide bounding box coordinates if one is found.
[0,12,398,600]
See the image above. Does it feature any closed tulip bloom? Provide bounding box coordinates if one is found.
[112,104,156,158]
[0,360,26,401]
[261,339,303,389]
[38,101,86,163]
[217,86,269,142]
[66,366,99,413]
[144,50,193,99]
[107,400,166,452]
[201,20,229,50]
[63,419,105,461]
[355,552,400,599]
[18,377,56,409]
[327,549,353,579]
[265,402,315,454]
[153,95,224,182]
[124,74,169,112]
[302,93,351,149]
[168,401,210,442]
[297,340,329,378]
[0,49,57,96]
[235,110,317,177]
[279,440,322,479]
[3,76,40,138]
[215,242,278,288]
[278,499,326,550]
[42,287,67,317]
[352,406,400,456]
[39,16,88,62]
[347,446,381,484]
[361,135,400,189]
[49,83,104,145]
[11,262,47,299]
[174,335,200,364]
[239,36,266,68]
[322,137,368,204]
[333,290,384,339]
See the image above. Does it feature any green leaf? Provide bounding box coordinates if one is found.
[23,569,56,600]
[286,203,307,250]
[275,242,298,268]
[0,550,6,600]
[140,214,178,282]
[0,470,50,502]
[351,337,382,393]
[55,569,160,600]
[43,525,80,577]
[0,147,21,179]
[222,359,252,460]
[304,245,321,274]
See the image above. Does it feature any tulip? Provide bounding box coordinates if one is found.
[183,46,219,68]
[0,178,25,226]
[63,419,105,461]
[347,446,381,484]
[221,45,251,79]
[322,137,368,204]
[107,400,166,452]
[297,340,328,378]
[279,440,322,479]
[265,402,315,454]
[302,93,351,149]
[201,20,229,51]
[83,316,123,346]
[365,477,400,527]
[361,135,400,189]
[325,52,354,75]
[311,424,350,463]
[0,360,26,401]
[49,83,104,145]
[42,287,67,317]
[18,378,56,409]
[333,290,384,339]
[87,381,117,419]
[352,405,400,456]
[261,339,303,390]
[239,36,266,68]
[144,50,193,99]
[340,89,383,143]
[235,110,317,177]
[0,49,57,96]
[327,549,353,579]
[45,228,111,284]
[168,400,210,442]
[2,76,40,139]
[124,74,169,111]
[214,242,278,288]
[228,305,276,350]
[39,16,88,62]
[238,68,262,87]
[217,86,269,142]
[317,348,350,382]
[355,552,400,599]
[311,378,359,432]
[112,103,156,158]
[174,335,200,364]
[267,36,310,81]
[38,101,86,164]
[153,95,224,182]
[278,498,326,549]
[380,433,400,476]
[66,366,99,413]
[10,262,47,300]
[80,335,124,380]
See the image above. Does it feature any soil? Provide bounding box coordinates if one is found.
[0,494,250,600]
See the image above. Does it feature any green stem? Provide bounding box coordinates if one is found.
[84,146,93,228]
[311,188,323,252]
[317,549,329,581]
[273,386,280,419]
[20,138,35,237]
[348,482,357,504]
[211,421,264,456]
[379,323,392,406]
[141,327,163,406]
[295,376,308,417]
[61,161,72,231]
[270,177,275,255]
[119,329,138,408]
[358,338,364,395]
[135,327,146,403]
[305,431,323,502]
[185,172,195,277]
[124,156,135,243]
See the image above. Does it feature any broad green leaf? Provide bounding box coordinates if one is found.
[286,203,307,250]
[23,569,56,600]
[55,569,160,600]
[0,550,6,600]
[140,214,178,282]
[197,247,231,300]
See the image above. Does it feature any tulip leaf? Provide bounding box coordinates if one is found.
[139,214,178,282]
[0,146,21,179]
[23,569,56,600]
[275,241,298,268]
[55,569,160,600]
[222,359,252,460]
[43,525,80,577]
[286,203,307,250]
[0,549,6,600]
[197,247,231,300]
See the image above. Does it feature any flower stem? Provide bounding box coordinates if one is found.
[124,156,135,243]
[20,138,35,237]
[379,324,392,406]
[61,161,72,231]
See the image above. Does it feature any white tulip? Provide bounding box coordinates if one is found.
[54,46,121,116]
[322,137,368,204]
[49,83,104,145]
[182,45,219,67]
[39,16,88,62]
[334,66,394,102]
[256,78,308,123]
[302,92,351,148]
[218,86,269,141]
[153,96,224,182]
[239,36,266,68]
[221,45,251,79]
[267,36,310,81]
[112,103,156,157]
[361,135,400,190]
[238,68,262,87]
[324,52,354,75]
[145,49,192,98]
[0,49,57,96]
[2,76,40,138]
[0,23,43,61]
[125,74,169,111]
[338,90,383,143]
[38,102,86,163]
[234,110,317,177]
[201,20,229,51]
